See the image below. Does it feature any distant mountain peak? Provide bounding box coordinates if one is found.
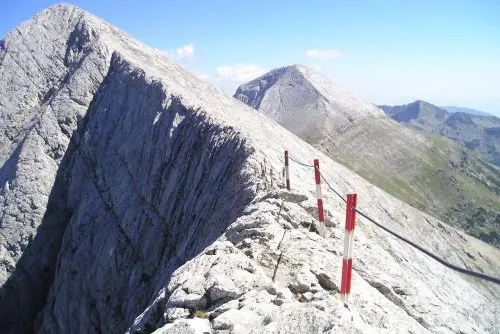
[287,63,308,70]
[29,3,86,22]
[235,64,315,96]
[378,101,500,165]
[47,2,78,9]
[378,100,447,125]
[234,65,383,139]
[413,100,435,107]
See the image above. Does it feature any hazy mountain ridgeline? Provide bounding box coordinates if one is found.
[235,66,500,247]
[379,101,500,166]
[442,106,495,117]
[1,4,500,334]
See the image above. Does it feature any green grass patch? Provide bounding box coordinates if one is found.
[194,309,209,319]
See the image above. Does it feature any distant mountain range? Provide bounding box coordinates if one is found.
[441,106,494,117]
[378,101,500,166]
[236,65,500,247]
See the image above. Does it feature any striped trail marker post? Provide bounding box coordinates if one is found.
[341,193,357,305]
[313,159,326,237]
[284,151,290,190]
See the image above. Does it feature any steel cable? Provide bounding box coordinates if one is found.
[353,207,500,285]
[315,166,348,204]
[288,155,315,168]
[284,152,500,285]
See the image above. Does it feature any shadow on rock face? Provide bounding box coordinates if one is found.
[1,54,257,334]
[0,109,88,334]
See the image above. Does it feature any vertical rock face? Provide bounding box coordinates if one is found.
[0,5,113,331]
[0,5,257,332]
[36,56,251,332]
[1,4,500,334]
[35,54,255,333]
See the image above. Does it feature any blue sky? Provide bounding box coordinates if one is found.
[2,0,500,115]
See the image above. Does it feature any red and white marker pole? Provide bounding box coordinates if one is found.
[341,193,357,305]
[314,159,326,237]
[284,150,290,190]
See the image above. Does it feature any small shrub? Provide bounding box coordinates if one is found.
[194,309,209,319]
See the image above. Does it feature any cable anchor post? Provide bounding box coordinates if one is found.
[341,193,357,305]
[314,159,326,237]
[284,150,290,190]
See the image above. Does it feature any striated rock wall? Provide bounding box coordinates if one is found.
[36,54,255,333]
[0,5,112,331]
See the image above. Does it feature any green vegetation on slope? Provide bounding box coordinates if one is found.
[319,117,500,247]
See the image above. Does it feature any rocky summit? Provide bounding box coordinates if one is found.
[1,4,499,334]
[235,66,500,247]
[234,64,384,143]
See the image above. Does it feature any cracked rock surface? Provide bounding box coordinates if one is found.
[0,4,499,334]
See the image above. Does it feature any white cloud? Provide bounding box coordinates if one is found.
[216,64,267,82]
[176,43,195,59]
[305,49,342,60]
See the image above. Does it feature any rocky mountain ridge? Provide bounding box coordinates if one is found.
[442,106,495,117]
[235,66,500,247]
[378,100,500,166]
[234,64,384,143]
[0,4,499,334]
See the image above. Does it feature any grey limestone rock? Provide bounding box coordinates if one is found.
[0,4,499,334]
